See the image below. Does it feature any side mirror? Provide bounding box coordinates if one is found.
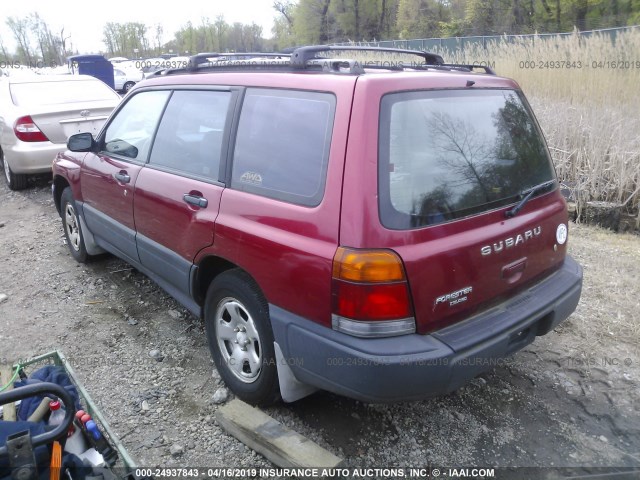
[67,132,95,152]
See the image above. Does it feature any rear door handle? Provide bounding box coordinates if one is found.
[183,194,208,208]
[113,171,130,184]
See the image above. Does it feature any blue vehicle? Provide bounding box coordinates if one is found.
[67,55,115,90]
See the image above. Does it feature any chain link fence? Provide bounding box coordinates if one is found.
[334,25,640,53]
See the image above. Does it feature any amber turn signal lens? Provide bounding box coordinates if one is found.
[332,247,406,282]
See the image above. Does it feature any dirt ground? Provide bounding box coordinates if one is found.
[1,177,638,476]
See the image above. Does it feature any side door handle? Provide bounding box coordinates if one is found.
[183,194,208,208]
[113,171,130,184]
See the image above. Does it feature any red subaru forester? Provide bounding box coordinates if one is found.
[52,46,582,405]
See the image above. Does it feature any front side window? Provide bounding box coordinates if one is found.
[103,90,170,161]
[231,88,335,207]
[379,89,556,229]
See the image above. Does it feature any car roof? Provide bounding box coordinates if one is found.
[139,68,518,92]
[140,71,359,91]
[136,46,521,92]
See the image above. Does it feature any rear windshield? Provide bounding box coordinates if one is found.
[379,89,556,229]
[10,79,119,107]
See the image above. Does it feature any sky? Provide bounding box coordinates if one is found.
[1,0,279,56]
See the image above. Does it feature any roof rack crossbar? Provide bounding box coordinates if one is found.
[307,58,366,74]
[290,45,444,68]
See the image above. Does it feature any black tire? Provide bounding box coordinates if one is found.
[123,81,135,93]
[1,149,28,191]
[60,187,89,263]
[204,269,280,406]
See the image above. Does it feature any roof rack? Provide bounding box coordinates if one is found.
[187,52,291,71]
[288,45,444,67]
[438,63,496,75]
[153,45,495,77]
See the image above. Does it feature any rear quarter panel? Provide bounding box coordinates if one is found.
[195,74,358,326]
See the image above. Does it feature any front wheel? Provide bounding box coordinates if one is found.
[60,187,89,263]
[204,269,280,406]
[123,81,135,93]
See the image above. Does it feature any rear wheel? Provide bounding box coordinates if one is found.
[123,81,135,93]
[0,150,28,191]
[204,269,280,406]
[61,187,89,263]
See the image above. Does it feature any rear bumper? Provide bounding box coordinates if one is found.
[270,255,582,403]
[3,140,62,174]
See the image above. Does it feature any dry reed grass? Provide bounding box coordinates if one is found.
[567,222,640,349]
[349,30,640,217]
[438,29,640,217]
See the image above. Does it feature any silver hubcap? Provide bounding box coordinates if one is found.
[64,204,81,252]
[215,298,262,384]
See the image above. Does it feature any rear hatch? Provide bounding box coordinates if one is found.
[374,87,569,334]
[10,78,120,143]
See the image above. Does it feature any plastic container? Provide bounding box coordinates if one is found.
[49,400,89,455]
[85,420,118,466]
[48,400,65,426]
[65,422,89,456]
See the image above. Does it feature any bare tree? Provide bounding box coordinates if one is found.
[0,35,10,61]
[103,22,117,55]
[214,16,229,52]
[29,13,59,65]
[154,24,164,55]
[6,16,34,64]
[60,27,71,61]
[274,1,295,27]
[318,0,331,43]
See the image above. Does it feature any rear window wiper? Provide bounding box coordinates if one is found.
[505,179,556,218]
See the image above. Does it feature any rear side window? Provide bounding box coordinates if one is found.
[231,88,335,207]
[379,89,556,229]
[149,90,231,181]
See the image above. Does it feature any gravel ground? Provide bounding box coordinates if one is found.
[0,177,638,475]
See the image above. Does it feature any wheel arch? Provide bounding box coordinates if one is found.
[193,256,265,309]
[53,175,71,215]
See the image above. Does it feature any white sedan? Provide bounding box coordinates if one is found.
[114,67,144,93]
[0,75,121,190]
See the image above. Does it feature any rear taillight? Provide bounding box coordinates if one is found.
[331,247,415,338]
[14,116,49,142]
